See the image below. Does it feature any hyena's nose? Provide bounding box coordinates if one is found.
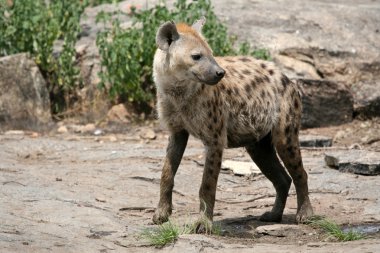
[216,69,225,78]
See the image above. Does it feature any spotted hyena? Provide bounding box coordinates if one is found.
[152,17,313,232]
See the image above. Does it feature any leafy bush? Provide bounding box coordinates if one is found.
[96,0,270,105]
[0,0,85,114]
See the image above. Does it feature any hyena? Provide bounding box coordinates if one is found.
[152,17,313,232]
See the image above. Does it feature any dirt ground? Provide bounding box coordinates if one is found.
[1,119,380,252]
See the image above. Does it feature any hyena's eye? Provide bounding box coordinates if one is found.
[191,54,202,61]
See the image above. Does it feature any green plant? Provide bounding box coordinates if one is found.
[306,216,365,242]
[141,220,194,247]
[96,0,270,106]
[141,218,222,247]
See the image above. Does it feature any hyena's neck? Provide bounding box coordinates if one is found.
[158,77,203,102]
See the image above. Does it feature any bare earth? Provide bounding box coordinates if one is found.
[1,121,380,252]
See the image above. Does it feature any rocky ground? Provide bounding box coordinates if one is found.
[1,0,380,252]
[0,121,380,252]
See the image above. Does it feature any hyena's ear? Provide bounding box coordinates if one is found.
[192,16,206,33]
[156,21,180,51]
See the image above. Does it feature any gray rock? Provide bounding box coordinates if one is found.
[298,79,354,128]
[256,224,303,237]
[221,160,261,176]
[355,97,380,120]
[325,150,380,175]
[299,135,332,147]
[0,53,52,131]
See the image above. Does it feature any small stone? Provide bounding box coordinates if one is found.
[94,129,104,136]
[299,135,332,147]
[57,125,68,134]
[107,104,131,123]
[222,160,261,176]
[82,123,96,133]
[256,224,301,237]
[325,150,380,175]
[109,135,117,142]
[95,197,106,203]
[5,130,25,135]
[56,177,62,182]
[139,128,156,140]
[30,132,39,138]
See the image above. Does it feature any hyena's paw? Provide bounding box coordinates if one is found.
[193,216,213,234]
[152,209,170,225]
[296,201,314,223]
[259,211,283,222]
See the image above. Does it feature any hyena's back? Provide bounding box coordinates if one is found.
[213,55,300,148]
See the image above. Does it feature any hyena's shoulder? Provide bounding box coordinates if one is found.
[215,56,293,96]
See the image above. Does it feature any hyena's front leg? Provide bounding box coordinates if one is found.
[153,130,189,224]
[196,145,223,233]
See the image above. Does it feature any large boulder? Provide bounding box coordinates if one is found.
[0,53,52,131]
[298,79,353,128]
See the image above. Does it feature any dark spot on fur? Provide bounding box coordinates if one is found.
[226,88,232,96]
[263,75,270,83]
[213,140,218,146]
[261,63,266,69]
[208,111,212,117]
[294,126,299,135]
[242,69,251,75]
[213,115,217,124]
[239,74,245,80]
[240,57,251,62]
[287,136,292,146]
[268,69,274,75]
[286,114,290,122]
[285,125,290,135]
[294,99,299,109]
[201,84,205,90]
[208,124,213,130]
[281,74,290,88]
[214,133,219,139]
[261,90,266,98]
[219,83,225,91]
[255,76,264,84]
[245,84,252,93]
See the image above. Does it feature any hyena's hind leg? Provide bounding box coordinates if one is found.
[246,133,292,222]
[273,83,313,223]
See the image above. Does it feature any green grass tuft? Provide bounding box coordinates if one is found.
[141,218,223,247]
[306,216,365,242]
[141,220,193,247]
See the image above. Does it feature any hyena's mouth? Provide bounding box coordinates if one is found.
[192,72,220,86]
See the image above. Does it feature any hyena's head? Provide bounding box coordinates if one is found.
[155,17,225,85]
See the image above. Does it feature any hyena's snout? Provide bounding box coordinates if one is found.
[203,62,225,85]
